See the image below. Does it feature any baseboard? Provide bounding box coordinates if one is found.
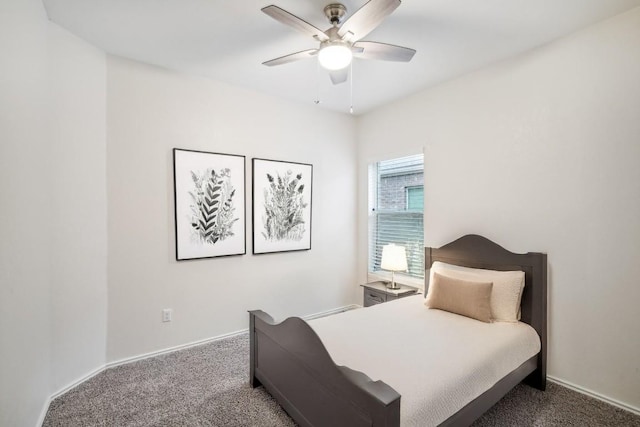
[37,397,52,427]
[106,328,248,369]
[42,304,359,425]
[302,304,360,321]
[106,305,360,368]
[50,364,107,400]
[548,376,640,416]
[42,365,110,425]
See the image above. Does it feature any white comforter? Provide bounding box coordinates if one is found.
[308,295,540,426]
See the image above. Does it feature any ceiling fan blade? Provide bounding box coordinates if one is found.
[338,0,401,41]
[353,41,415,62]
[329,68,349,85]
[262,49,318,67]
[262,5,329,42]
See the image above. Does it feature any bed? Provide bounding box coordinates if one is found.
[249,235,547,426]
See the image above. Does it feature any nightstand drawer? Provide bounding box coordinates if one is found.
[361,281,420,307]
[363,288,387,307]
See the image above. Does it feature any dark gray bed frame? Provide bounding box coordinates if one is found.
[249,235,547,426]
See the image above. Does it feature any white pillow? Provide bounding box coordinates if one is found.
[428,261,525,322]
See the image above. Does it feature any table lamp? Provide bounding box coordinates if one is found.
[381,244,408,289]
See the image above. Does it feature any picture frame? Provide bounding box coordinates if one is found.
[252,158,313,254]
[173,148,246,260]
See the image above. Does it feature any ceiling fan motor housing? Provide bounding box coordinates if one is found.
[324,3,347,25]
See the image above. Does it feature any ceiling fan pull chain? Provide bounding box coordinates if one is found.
[314,59,321,105]
[349,61,354,114]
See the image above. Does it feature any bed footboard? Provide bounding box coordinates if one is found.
[249,310,401,427]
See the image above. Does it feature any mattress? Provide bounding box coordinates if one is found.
[308,295,541,426]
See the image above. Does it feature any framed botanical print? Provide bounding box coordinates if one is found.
[252,158,313,254]
[173,148,246,260]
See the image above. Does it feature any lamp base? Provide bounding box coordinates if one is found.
[385,271,401,290]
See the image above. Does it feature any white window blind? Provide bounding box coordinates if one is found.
[368,154,424,280]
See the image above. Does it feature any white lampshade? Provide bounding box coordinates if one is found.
[381,244,408,272]
[318,44,352,70]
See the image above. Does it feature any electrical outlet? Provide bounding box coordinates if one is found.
[162,308,172,322]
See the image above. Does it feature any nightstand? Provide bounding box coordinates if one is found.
[360,281,420,307]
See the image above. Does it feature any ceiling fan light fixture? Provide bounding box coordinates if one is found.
[318,42,352,71]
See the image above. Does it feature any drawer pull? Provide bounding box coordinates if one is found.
[368,293,383,302]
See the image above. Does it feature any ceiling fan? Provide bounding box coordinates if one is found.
[261,0,416,85]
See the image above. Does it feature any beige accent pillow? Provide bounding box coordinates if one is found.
[425,272,493,323]
[429,262,525,322]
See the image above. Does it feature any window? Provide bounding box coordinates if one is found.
[406,186,424,211]
[368,154,424,282]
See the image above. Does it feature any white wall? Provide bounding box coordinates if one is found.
[0,0,108,425]
[0,2,52,425]
[48,24,108,393]
[357,7,640,411]
[106,57,358,362]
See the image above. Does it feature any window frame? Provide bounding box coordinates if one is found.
[367,154,425,289]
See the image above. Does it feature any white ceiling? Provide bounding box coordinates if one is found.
[43,0,640,115]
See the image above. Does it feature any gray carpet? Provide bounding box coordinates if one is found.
[44,334,294,427]
[44,333,640,426]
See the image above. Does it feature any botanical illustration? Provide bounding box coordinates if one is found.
[252,158,312,254]
[262,170,307,241]
[174,149,245,260]
[189,168,238,245]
